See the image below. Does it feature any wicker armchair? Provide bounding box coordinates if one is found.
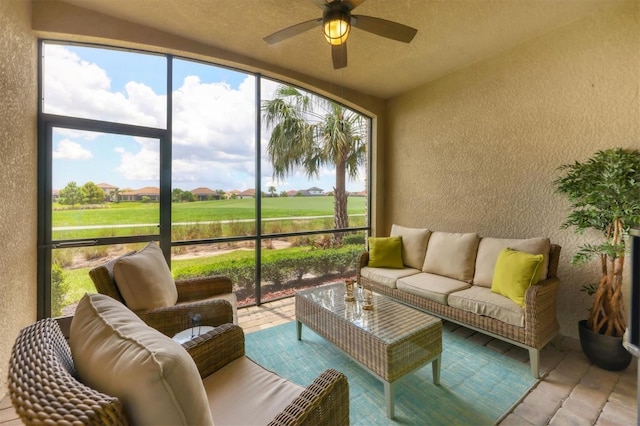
[8,318,350,426]
[89,251,237,337]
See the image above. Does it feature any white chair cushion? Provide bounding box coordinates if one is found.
[390,224,431,270]
[422,232,480,283]
[70,293,213,426]
[203,356,304,426]
[360,266,421,289]
[473,237,551,288]
[113,242,178,310]
[397,272,471,305]
[447,286,525,327]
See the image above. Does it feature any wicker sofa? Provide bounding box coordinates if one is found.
[357,226,561,378]
[7,294,349,426]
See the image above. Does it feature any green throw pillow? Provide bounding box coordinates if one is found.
[491,248,544,307]
[368,236,404,269]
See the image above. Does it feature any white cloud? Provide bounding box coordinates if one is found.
[46,45,366,192]
[43,44,164,128]
[115,137,159,181]
[52,139,92,160]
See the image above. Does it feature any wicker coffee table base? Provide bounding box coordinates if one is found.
[295,284,443,419]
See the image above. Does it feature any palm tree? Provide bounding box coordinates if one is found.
[262,85,367,243]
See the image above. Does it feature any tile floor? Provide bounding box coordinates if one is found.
[1,296,638,425]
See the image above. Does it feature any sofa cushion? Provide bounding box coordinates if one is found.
[491,248,544,307]
[113,242,178,310]
[203,356,304,425]
[390,224,431,270]
[397,272,471,305]
[360,266,420,289]
[422,232,480,283]
[473,237,551,288]
[70,293,213,426]
[368,236,404,268]
[448,286,525,327]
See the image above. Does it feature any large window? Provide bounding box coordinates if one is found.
[38,41,370,318]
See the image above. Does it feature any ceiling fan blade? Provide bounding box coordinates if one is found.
[264,19,321,44]
[352,15,417,43]
[332,43,347,69]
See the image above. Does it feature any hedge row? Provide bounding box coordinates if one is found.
[173,244,363,291]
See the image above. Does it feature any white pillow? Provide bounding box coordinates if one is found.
[113,242,178,310]
[390,224,431,270]
[70,293,213,426]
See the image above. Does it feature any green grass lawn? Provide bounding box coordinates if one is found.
[53,196,366,227]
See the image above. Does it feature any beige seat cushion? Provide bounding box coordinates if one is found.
[422,232,480,283]
[113,242,178,310]
[203,356,304,426]
[473,237,551,288]
[447,286,525,327]
[360,266,421,289]
[70,293,213,425]
[397,272,471,305]
[390,224,431,270]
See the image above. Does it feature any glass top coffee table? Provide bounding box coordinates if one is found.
[295,283,442,419]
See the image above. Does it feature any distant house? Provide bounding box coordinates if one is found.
[294,187,324,196]
[120,186,160,201]
[225,189,240,199]
[286,190,299,197]
[352,190,367,197]
[306,187,324,196]
[97,183,118,201]
[52,189,59,202]
[191,187,220,201]
[238,189,256,199]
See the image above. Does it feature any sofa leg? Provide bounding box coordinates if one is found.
[529,348,540,379]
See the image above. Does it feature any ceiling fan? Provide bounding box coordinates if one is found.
[264,0,418,70]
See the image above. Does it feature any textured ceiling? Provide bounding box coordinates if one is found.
[53,0,623,99]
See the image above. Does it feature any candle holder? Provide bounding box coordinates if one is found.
[362,287,374,310]
[344,279,355,302]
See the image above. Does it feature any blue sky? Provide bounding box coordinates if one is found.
[46,43,367,194]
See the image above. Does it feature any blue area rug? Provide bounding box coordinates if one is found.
[245,321,538,425]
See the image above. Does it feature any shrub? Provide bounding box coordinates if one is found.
[51,264,67,317]
[343,232,365,246]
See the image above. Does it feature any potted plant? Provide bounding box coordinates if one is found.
[554,147,640,370]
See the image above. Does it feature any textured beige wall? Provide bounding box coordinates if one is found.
[0,0,38,400]
[385,2,639,338]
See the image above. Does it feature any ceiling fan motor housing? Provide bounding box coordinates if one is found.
[323,7,352,45]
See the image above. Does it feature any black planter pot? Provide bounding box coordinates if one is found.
[578,320,632,371]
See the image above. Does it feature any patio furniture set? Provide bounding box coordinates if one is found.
[8,227,561,424]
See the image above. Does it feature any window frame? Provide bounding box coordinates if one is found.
[37,40,371,318]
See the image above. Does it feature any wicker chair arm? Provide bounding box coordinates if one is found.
[136,299,233,337]
[181,324,245,379]
[267,368,350,426]
[524,277,561,347]
[175,275,233,303]
[8,319,127,426]
[356,251,369,283]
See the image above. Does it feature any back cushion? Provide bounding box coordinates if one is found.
[422,232,480,282]
[113,242,178,310]
[70,293,213,426]
[390,224,431,270]
[473,237,551,287]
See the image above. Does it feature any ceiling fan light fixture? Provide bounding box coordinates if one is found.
[323,10,351,45]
